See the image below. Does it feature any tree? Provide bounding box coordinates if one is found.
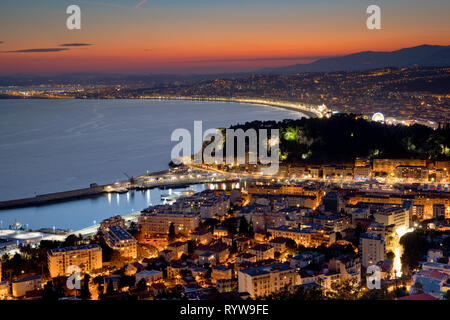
[187,240,195,254]
[264,285,326,300]
[119,275,136,289]
[238,216,250,235]
[168,222,176,243]
[353,223,363,247]
[89,235,114,262]
[80,274,91,299]
[328,279,361,300]
[63,234,83,247]
[230,241,238,254]
[443,290,450,300]
[400,231,428,275]
[105,279,116,296]
[285,239,298,254]
[128,221,138,237]
[360,285,395,300]
[385,251,395,261]
[200,218,220,229]
[221,218,237,234]
[42,281,58,301]
[412,281,424,294]
[136,278,147,292]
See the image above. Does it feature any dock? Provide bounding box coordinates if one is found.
[0,185,107,210]
[0,166,239,210]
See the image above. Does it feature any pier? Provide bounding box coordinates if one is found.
[0,167,238,210]
[0,185,107,210]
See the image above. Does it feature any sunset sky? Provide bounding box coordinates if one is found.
[0,0,449,74]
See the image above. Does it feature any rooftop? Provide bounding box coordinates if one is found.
[396,293,438,300]
[250,244,273,252]
[360,232,384,241]
[240,263,294,277]
[12,275,42,284]
[136,270,162,277]
[106,225,135,241]
[50,244,101,254]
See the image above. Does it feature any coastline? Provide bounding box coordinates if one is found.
[136,96,323,118]
[0,97,318,206]
[0,94,324,118]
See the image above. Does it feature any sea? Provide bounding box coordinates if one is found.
[0,99,304,230]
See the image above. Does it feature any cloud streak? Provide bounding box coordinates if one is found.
[82,0,147,8]
[59,43,93,47]
[135,0,147,8]
[2,48,69,53]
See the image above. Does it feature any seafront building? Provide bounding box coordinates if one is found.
[100,215,126,231]
[102,225,138,259]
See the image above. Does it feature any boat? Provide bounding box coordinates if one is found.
[161,187,196,203]
[114,187,129,194]
[9,221,26,231]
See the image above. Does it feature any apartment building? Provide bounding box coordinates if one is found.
[138,212,200,238]
[48,244,102,278]
[252,210,285,233]
[354,166,372,180]
[12,275,42,298]
[100,215,125,231]
[347,192,449,220]
[268,225,336,248]
[373,207,410,229]
[249,244,275,261]
[238,263,300,298]
[360,233,385,268]
[395,166,429,181]
[103,225,137,259]
[373,159,426,174]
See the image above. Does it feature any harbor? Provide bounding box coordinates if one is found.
[0,165,237,210]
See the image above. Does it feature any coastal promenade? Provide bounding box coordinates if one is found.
[139,96,327,118]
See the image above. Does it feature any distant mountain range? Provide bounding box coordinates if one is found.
[0,45,449,86]
[261,44,450,74]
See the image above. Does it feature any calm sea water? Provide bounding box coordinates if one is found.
[0,99,303,230]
